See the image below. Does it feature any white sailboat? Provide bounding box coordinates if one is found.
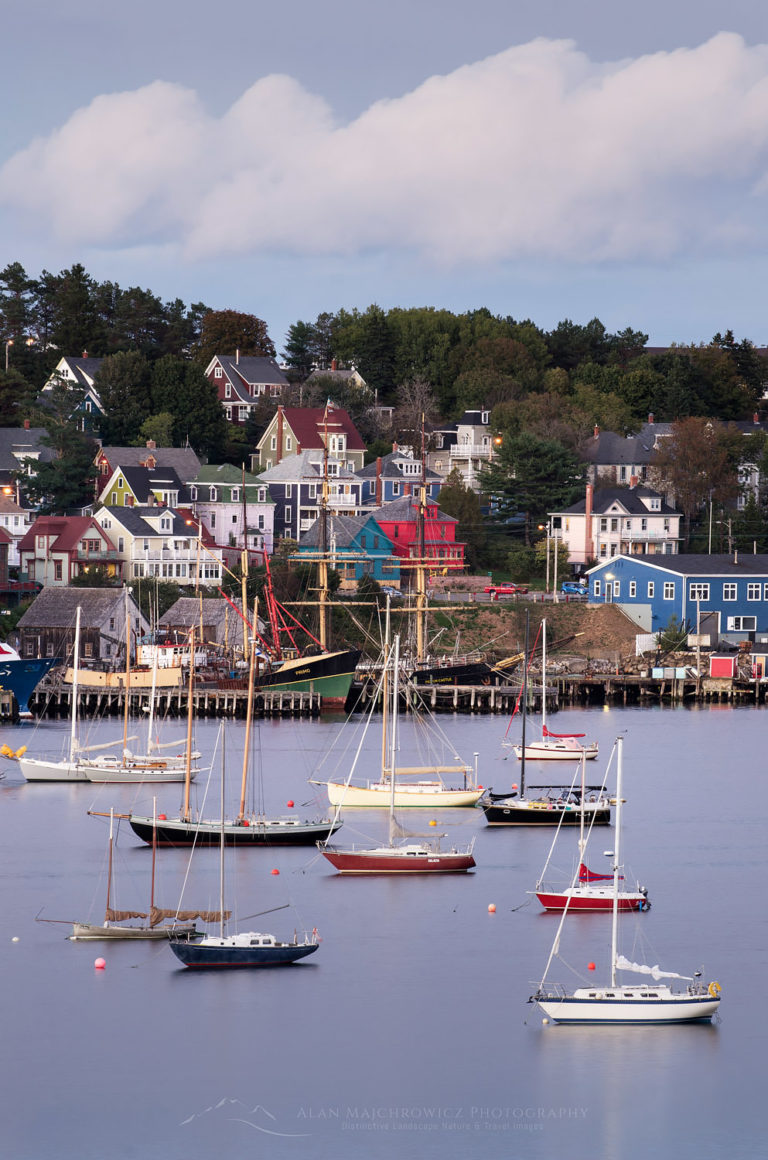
[319,635,476,873]
[530,736,722,1024]
[513,619,598,761]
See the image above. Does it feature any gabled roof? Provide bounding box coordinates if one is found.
[19,516,114,553]
[191,464,272,502]
[0,427,56,474]
[103,465,189,505]
[558,486,680,517]
[588,553,768,577]
[159,596,244,630]
[299,512,391,551]
[373,496,457,524]
[265,406,366,453]
[98,505,211,543]
[356,451,441,482]
[17,586,139,628]
[256,450,360,483]
[208,355,289,404]
[96,446,201,480]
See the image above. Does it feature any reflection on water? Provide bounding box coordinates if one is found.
[0,704,762,1159]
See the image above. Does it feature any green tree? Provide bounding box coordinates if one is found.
[24,425,98,513]
[481,432,583,546]
[150,355,228,460]
[282,320,315,377]
[134,412,175,447]
[192,309,275,367]
[436,469,486,571]
[650,417,741,546]
[95,351,153,443]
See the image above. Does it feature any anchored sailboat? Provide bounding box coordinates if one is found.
[529,736,721,1024]
[319,635,476,873]
[513,620,598,761]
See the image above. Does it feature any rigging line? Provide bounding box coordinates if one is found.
[535,762,583,888]
[175,724,221,913]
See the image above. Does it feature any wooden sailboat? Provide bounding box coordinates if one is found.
[483,613,611,827]
[533,748,650,912]
[169,742,319,968]
[513,619,598,761]
[319,635,476,873]
[122,625,341,848]
[529,736,721,1024]
[69,807,202,940]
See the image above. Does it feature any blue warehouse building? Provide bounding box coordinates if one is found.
[587,553,768,643]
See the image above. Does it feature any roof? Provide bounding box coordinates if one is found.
[373,496,458,524]
[0,427,56,474]
[193,463,263,486]
[356,451,442,482]
[256,450,360,483]
[273,406,366,453]
[159,596,244,629]
[19,516,114,553]
[588,553,768,577]
[105,465,189,504]
[208,355,289,405]
[96,446,201,480]
[17,587,137,628]
[558,486,680,517]
[99,505,215,545]
[299,513,391,551]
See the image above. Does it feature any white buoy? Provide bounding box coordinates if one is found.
[11,936,19,943]
[542,1018,549,1025]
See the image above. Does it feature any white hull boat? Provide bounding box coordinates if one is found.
[326,779,483,809]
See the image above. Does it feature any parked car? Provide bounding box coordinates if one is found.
[561,581,587,596]
[484,583,529,598]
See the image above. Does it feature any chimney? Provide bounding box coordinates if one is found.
[754,412,760,425]
[147,494,155,507]
[734,550,738,565]
[375,457,383,506]
[276,405,284,466]
[593,425,600,440]
[392,441,398,453]
[23,418,30,430]
[648,412,654,425]
[236,349,240,365]
[404,484,411,497]
[629,474,638,489]
[145,439,156,450]
[82,350,88,359]
[331,358,338,372]
[584,483,594,562]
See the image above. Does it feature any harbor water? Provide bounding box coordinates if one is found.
[0,702,764,1159]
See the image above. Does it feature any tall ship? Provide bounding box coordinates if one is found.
[0,640,59,717]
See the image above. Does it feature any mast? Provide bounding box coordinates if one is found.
[416,416,427,663]
[520,611,529,799]
[388,634,400,845]
[121,587,130,767]
[219,736,226,940]
[147,632,159,754]
[150,797,157,914]
[181,626,195,823]
[541,617,547,736]
[318,402,330,651]
[105,807,114,924]
[237,622,257,822]
[578,749,586,866]
[610,736,623,987]
[240,463,250,663]
[69,605,81,764]
[380,595,391,779]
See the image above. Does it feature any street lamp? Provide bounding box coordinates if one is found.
[538,521,552,594]
[185,518,202,590]
[5,339,12,372]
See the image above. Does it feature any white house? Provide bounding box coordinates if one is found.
[552,484,683,568]
[189,464,275,560]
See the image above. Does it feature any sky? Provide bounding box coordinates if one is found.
[2,1,768,353]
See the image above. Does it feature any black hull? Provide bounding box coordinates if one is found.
[169,940,318,968]
[409,661,508,687]
[129,816,342,847]
[483,802,611,826]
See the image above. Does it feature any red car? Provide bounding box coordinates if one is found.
[484,583,528,598]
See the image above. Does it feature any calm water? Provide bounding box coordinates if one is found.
[1,702,765,1160]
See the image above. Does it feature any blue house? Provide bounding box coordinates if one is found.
[356,448,442,507]
[256,451,365,542]
[296,513,400,589]
[587,553,768,643]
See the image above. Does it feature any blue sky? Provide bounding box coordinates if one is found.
[2,1,768,353]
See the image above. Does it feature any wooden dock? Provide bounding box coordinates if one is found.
[26,685,322,720]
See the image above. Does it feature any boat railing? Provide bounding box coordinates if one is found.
[529,982,567,1001]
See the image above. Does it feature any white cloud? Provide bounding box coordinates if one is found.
[3,32,768,266]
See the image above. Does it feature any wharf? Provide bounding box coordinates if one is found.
[26,685,322,720]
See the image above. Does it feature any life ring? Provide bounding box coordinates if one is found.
[708,981,722,998]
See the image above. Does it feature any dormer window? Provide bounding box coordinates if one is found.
[481,411,489,424]
[209,488,217,501]
[258,488,266,502]
[190,486,197,501]
[231,488,240,502]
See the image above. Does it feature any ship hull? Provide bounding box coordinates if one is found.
[536,989,720,1024]
[321,846,475,873]
[221,649,361,704]
[326,780,483,809]
[129,814,342,847]
[535,890,649,911]
[18,757,89,782]
[409,662,506,687]
[0,656,59,715]
[169,939,318,968]
[484,800,611,826]
[70,922,198,940]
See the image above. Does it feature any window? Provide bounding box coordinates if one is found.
[727,616,756,631]
[258,489,266,502]
[190,487,197,501]
[102,518,111,529]
[224,384,231,398]
[232,514,238,524]
[308,484,317,499]
[225,406,232,421]
[600,518,607,532]
[258,514,264,529]
[610,518,618,532]
[629,581,636,598]
[270,436,277,450]
[284,506,292,524]
[747,583,761,601]
[231,488,239,502]
[641,518,648,531]
[210,513,216,528]
[83,642,93,659]
[285,437,292,451]
[663,582,674,599]
[647,582,654,598]
[210,488,217,502]
[54,561,63,581]
[689,583,710,601]
[214,367,223,379]
[613,580,620,598]
[392,482,400,496]
[723,583,737,601]
[663,519,670,532]
[238,407,248,422]
[594,580,601,597]
[109,618,115,630]
[117,477,123,488]
[285,484,292,499]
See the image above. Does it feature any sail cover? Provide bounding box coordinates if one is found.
[105,908,148,921]
[149,907,231,927]
[615,955,692,981]
[578,862,621,882]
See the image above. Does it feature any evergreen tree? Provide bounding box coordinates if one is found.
[24,424,98,513]
[150,355,228,459]
[94,351,153,444]
[192,309,275,366]
[282,320,315,377]
[436,469,487,570]
[481,432,583,546]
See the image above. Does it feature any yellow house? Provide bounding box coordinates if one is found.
[99,465,188,508]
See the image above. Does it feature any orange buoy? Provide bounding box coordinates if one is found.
[488,904,496,913]
[429,819,437,827]
[286,800,294,808]
[588,961,596,971]
[242,819,250,827]
[271,868,280,876]
[158,814,167,821]
[511,783,518,791]
[94,958,106,970]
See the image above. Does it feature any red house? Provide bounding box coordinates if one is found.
[373,496,465,583]
[205,354,289,426]
[19,517,121,587]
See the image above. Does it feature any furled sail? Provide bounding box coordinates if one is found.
[614,955,692,981]
[578,862,620,883]
[105,908,148,921]
[149,907,231,927]
[543,725,586,739]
